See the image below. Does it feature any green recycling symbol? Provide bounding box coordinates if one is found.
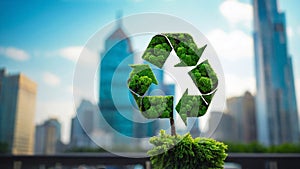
[127,33,218,126]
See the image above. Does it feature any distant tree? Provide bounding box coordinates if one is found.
[268,143,300,153]
[225,142,300,153]
[0,142,9,153]
[65,147,107,153]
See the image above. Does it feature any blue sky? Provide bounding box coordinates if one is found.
[1,0,300,143]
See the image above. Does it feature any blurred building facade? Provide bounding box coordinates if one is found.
[35,118,63,154]
[98,16,135,146]
[227,92,257,143]
[209,111,237,142]
[70,100,99,148]
[254,0,299,145]
[70,116,92,148]
[0,69,37,154]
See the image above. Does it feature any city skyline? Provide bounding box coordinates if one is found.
[1,0,300,143]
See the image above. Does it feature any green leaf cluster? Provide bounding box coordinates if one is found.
[128,64,158,96]
[141,96,173,118]
[175,95,208,124]
[148,130,228,169]
[165,33,205,66]
[142,35,172,68]
[189,60,218,94]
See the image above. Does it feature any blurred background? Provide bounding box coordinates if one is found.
[0,0,300,168]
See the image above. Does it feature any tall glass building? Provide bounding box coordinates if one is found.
[253,0,299,145]
[98,18,135,145]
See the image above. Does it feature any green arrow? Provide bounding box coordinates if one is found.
[128,64,158,96]
[188,60,218,94]
[163,33,206,67]
[175,89,209,125]
[140,96,173,119]
[127,64,174,120]
[142,35,172,68]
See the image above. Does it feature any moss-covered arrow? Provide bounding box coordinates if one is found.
[164,33,207,67]
[142,33,207,68]
[128,64,158,96]
[128,64,173,119]
[142,35,172,68]
[175,89,208,125]
[140,96,173,119]
[188,60,218,94]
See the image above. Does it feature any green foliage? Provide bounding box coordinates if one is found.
[128,64,158,96]
[148,130,227,169]
[141,96,173,118]
[175,89,208,124]
[164,33,206,66]
[268,143,300,153]
[0,142,9,153]
[226,142,267,153]
[65,147,107,153]
[142,35,172,68]
[189,60,218,94]
[226,142,300,153]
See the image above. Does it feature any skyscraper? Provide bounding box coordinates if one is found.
[0,69,37,154]
[254,0,299,145]
[227,92,257,143]
[35,118,62,154]
[98,15,135,146]
[70,116,91,148]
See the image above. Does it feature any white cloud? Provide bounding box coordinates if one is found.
[287,26,294,37]
[58,46,83,62]
[225,74,256,97]
[220,0,253,25]
[206,29,254,59]
[43,72,61,87]
[0,46,30,61]
[58,46,98,65]
[66,85,73,94]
